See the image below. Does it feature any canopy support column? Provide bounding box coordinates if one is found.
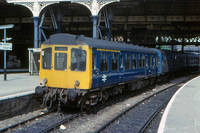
[33,17,40,48]
[91,15,99,39]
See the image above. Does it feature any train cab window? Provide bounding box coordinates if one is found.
[125,54,131,70]
[92,54,97,70]
[71,48,86,71]
[42,48,52,69]
[54,53,67,70]
[112,53,119,71]
[132,54,137,69]
[100,52,109,72]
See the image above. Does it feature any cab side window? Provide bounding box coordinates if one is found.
[71,48,86,71]
[42,48,52,69]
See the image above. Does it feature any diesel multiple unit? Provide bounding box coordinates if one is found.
[35,34,199,111]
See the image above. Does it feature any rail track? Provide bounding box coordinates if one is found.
[95,81,186,133]
[0,110,51,132]
[39,112,84,133]
[0,109,84,133]
[1,75,196,133]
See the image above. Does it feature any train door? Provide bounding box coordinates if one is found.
[91,50,99,88]
[92,53,98,75]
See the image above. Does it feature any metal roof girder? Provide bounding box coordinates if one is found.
[71,0,120,16]
[6,0,66,17]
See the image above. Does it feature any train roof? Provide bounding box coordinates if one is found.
[153,48,187,56]
[43,34,157,54]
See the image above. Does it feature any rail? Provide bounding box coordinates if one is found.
[94,81,186,133]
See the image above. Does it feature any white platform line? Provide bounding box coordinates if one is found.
[0,90,35,101]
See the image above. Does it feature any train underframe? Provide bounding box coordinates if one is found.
[35,76,156,111]
[36,65,198,111]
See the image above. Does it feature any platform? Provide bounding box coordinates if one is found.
[158,75,200,133]
[0,73,38,101]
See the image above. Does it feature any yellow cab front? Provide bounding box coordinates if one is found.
[39,44,92,90]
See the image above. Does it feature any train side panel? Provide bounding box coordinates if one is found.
[91,48,158,89]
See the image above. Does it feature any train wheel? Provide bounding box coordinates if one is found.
[80,97,91,111]
[101,96,106,104]
[101,92,109,104]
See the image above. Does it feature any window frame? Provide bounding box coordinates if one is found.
[112,53,119,71]
[71,48,87,71]
[100,52,109,72]
[54,52,67,70]
[42,47,52,70]
[132,54,137,69]
[125,53,131,70]
[139,54,145,68]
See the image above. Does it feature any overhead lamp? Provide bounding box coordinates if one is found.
[0,24,14,30]
[2,38,12,41]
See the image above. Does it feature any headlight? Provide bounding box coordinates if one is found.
[75,80,80,87]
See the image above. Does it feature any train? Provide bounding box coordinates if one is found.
[35,33,199,111]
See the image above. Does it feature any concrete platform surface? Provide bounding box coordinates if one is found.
[158,75,200,133]
[0,73,38,100]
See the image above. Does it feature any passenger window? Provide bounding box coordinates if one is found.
[150,56,152,68]
[120,55,123,67]
[112,53,119,71]
[139,55,142,68]
[162,57,165,67]
[132,54,137,69]
[152,57,156,67]
[71,48,86,71]
[125,54,131,70]
[100,52,109,72]
[164,56,167,66]
[145,56,148,68]
[139,55,144,68]
[157,57,160,67]
[92,54,96,70]
[54,53,67,70]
